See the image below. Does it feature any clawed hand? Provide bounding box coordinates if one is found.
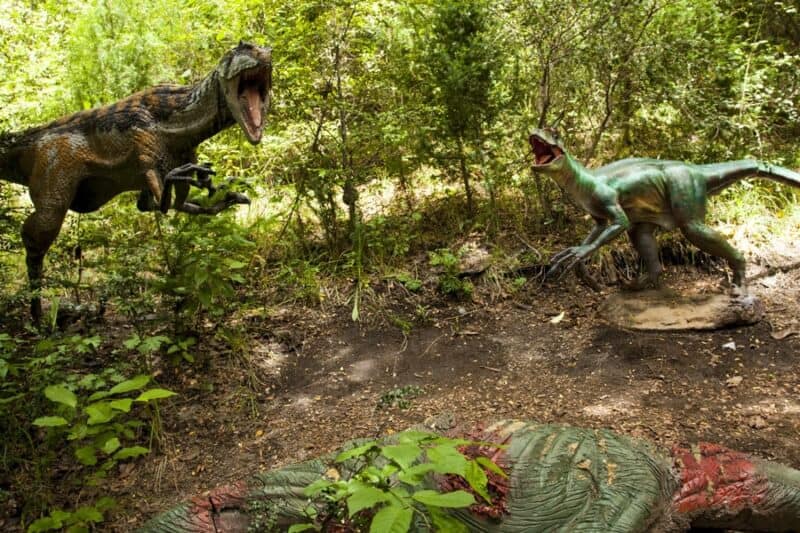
[160,163,252,212]
[224,191,251,206]
[546,245,592,280]
[164,163,217,192]
[161,163,218,213]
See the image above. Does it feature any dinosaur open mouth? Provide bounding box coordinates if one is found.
[530,135,563,166]
[236,65,270,143]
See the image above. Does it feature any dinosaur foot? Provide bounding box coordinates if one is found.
[621,274,658,292]
[730,282,749,299]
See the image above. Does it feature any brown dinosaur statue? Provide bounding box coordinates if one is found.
[0,42,272,321]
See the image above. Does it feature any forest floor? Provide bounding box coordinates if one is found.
[106,240,800,530]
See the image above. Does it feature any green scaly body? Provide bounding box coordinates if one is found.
[529,128,800,289]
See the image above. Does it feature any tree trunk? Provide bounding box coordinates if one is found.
[457,136,474,216]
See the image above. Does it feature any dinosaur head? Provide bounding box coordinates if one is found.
[220,42,272,145]
[529,128,566,171]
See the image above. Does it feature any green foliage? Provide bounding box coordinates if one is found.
[27,496,116,533]
[276,259,322,304]
[429,249,473,299]
[377,385,422,410]
[294,430,504,532]
[33,373,174,484]
[157,213,255,321]
[123,333,197,364]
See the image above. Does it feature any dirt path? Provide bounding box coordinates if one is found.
[107,261,800,529]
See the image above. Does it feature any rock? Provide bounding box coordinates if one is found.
[600,289,764,331]
[458,241,492,276]
[725,376,743,388]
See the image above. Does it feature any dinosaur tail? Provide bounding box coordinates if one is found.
[702,160,800,195]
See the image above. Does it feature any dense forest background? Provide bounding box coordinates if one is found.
[2,0,800,530]
[2,0,800,309]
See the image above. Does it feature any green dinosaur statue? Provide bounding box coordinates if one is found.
[529,128,800,291]
[140,420,800,532]
[0,42,272,321]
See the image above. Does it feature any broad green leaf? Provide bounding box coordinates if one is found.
[476,456,508,478]
[75,445,98,466]
[65,525,90,533]
[102,437,121,454]
[122,335,141,350]
[427,445,468,476]
[72,505,103,522]
[397,430,436,445]
[302,478,334,497]
[113,446,149,460]
[138,336,170,354]
[335,440,378,462]
[27,516,62,532]
[397,463,436,485]
[85,403,115,425]
[412,489,475,508]
[109,399,133,412]
[346,486,390,517]
[464,460,490,502]
[287,525,315,533]
[44,385,77,408]
[430,507,470,533]
[95,497,116,512]
[108,375,150,395]
[369,502,413,533]
[380,443,422,470]
[33,416,68,427]
[134,388,176,402]
[380,464,400,478]
[87,390,111,402]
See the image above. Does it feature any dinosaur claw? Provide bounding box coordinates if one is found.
[225,192,251,205]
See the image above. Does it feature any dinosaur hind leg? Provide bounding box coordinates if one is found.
[625,223,661,290]
[21,207,69,322]
[680,221,746,288]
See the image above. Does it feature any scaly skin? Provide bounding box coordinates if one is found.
[139,420,800,532]
[529,128,800,291]
[0,42,272,321]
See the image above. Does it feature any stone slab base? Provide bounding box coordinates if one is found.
[600,289,764,331]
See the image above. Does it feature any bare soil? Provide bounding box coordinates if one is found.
[106,258,800,530]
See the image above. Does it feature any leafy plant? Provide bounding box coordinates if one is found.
[292,430,506,532]
[158,213,255,322]
[0,332,23,404]
[428,249,473,299]
[377,385,423,410]
[27,497,116,533]
[123,333,196,365]
[393,272,422,292]
[32,374,175,484]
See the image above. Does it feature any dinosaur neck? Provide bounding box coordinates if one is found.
[546,154,599,203]
[161,70,234,147]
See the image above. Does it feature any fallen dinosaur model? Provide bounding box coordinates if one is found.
[529,128,800,291]
[0,42,272,321]
[140,420,800,532]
